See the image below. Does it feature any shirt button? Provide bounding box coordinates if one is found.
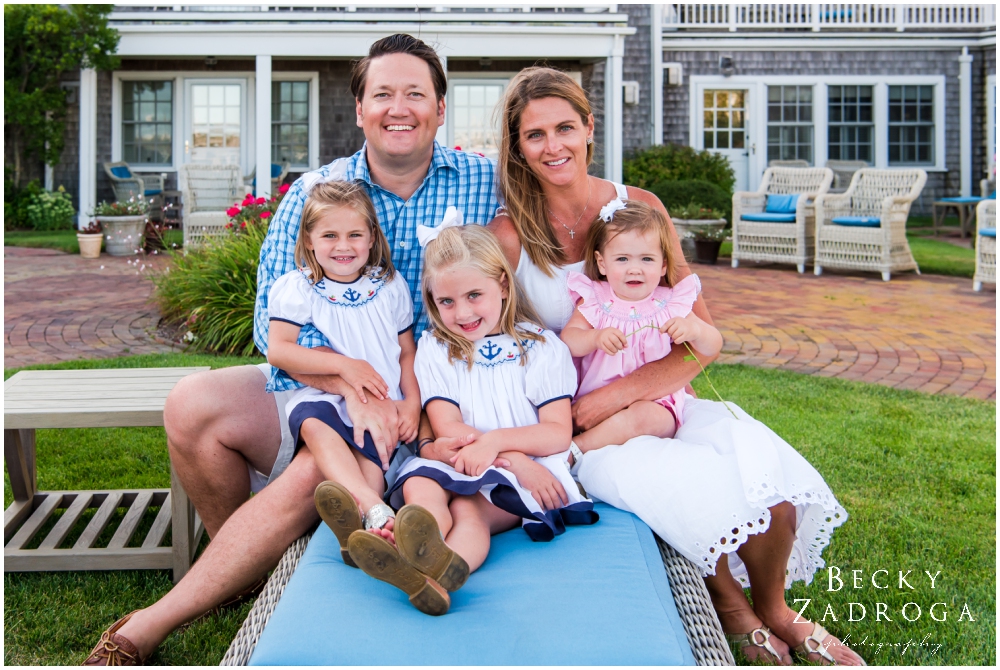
[399,241,407,248]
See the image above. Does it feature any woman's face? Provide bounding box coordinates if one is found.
[517,96,594,189]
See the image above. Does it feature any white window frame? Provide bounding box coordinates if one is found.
[690,74,947,190]
[111,72,180,172]
[271,72,320,171]
[446,73,513,154]
[987,75,996,183]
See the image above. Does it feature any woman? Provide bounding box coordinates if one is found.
[487,67,864,666]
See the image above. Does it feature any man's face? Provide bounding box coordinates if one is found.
[356,53,445,162]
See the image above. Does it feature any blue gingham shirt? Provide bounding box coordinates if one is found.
[256,141,499,391]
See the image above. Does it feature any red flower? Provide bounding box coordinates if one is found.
[260,211,272,219]
[454,145,462,151]
[242,195,255,206]
[226,207,241,217]
[255,196,266,205]
[240,221,247,228]
[279,183,291,194]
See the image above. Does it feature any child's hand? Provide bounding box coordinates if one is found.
[595,327,627,355]
[503,454,568,511]
[338,358,389,401]
[393,398,421,444]
[450,436,501,477]
[660,315,701,345]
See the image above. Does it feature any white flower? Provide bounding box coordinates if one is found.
[599,198,626,222]
[183,331,197,343]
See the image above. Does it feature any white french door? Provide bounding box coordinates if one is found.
[184,79,248,168]
[701,89,751,193]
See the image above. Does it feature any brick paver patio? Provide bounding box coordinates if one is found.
[4,247,995,400]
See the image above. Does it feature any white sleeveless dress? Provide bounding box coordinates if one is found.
[514,182,847,587]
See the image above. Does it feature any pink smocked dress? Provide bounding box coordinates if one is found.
[567,271,701,427]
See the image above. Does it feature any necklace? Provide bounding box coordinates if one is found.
[548,179,592,240]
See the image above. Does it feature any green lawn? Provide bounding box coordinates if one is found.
[4,229,183,255]
[3,354,995,665]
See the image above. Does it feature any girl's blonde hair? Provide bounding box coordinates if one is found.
[294,181,394,284]
[496,67,594,278]
[582,199,681,288]
[422,225,545,368]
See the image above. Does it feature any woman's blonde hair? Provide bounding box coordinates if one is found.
[294,181,394,284]
[422,225,545,368]
[496,67,594,277]
[582,199,681,288]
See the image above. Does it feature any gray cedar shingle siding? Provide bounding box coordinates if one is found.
[659,48,995,207]
[622,3,654,159]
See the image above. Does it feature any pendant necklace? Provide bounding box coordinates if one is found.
[548,179,592,240]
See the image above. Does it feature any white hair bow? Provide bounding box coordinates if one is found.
[298,159,349,193]
[599,198,626,222]
[416,206,464,247]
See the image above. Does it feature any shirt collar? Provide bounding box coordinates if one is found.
[352,140,458,189]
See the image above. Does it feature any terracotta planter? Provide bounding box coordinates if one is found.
[671,218,727,263]
[694,239,723,265]
[98,215,147,256]
[77,232,103,259]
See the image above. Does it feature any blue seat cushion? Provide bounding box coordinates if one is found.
[249,503,695,665]
[144,189,162,196]
[832,216,881,227]
[271,163,283,178]
[937,196,983,204]
[980,228,996,238]
[742,212,796,223]
[765,193,800,214]
[110,166,132,179]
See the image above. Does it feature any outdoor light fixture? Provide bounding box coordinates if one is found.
[663,62,683,86]
[719,55,735,77]
[205,56,218,66]
[623,81,641,105]
[479,58,493,69]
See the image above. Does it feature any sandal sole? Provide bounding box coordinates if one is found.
[314,481,362,568]
[348,531,450,616]
[395,504,469,592]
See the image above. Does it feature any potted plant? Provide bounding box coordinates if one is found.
[91,198,150,256]
[76,220,103,259]
[690,224,729,265]
[669,201,727,262]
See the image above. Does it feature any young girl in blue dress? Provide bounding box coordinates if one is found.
[346,220,598,616]
[267,180,420,566]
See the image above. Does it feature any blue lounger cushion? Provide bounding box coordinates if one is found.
[766,193,800,213]
[144,189,162,196]
[980,228,996,238]
[742,212,796,223]
[832,216,881,227]
[110,166,131,179]
[249,503,695,665]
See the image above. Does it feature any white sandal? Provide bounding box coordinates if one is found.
[793,621,867,666]
[363,503,396,531]
[726,626,784,664]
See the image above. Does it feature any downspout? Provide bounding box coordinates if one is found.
[651,3,663,145]
[959,46,973,196]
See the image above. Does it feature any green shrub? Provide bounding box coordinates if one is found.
[24,186,76,230]
[4,178,44,230]
[623,144,735,193]
[649,179,732,224]
[153,222,265,357]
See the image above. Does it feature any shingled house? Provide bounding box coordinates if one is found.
[48,4,995,222]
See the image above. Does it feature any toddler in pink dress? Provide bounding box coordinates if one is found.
[560,197,723,469]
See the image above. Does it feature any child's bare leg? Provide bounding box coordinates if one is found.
[445,494,519,573]
[301,418,383,512]
[574,400,677,454]
[401,476,454,537]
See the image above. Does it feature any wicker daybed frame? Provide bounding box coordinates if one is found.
[973,199,996,292]
[219,533,735,666]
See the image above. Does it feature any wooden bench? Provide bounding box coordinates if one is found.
[4,367,209,583]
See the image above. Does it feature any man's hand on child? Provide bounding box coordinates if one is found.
[595,327,627,355]
[338,358,389,401]
[344,393,398,471]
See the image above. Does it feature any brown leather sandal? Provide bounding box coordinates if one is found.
[394,504,469,592]
[347,530,450,616]
[314,481,363,568]
[82,611,144,666]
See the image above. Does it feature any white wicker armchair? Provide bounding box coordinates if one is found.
[814,168,927,281]
[180,164,248,249]
[973,199,996,292]
[731,167,834,273]
[825,160,868,192]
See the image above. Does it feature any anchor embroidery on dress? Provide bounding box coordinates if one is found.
[479,340,502,360]
[342,287,361,302]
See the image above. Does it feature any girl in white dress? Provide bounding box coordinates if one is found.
[346,221,597,616]
[267,181,419,566]
[560,198,723,463]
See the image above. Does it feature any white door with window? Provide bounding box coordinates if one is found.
[701,89,750,192]
[184,80,247,167]
[448,79,507,159]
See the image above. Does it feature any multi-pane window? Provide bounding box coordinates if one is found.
[451,82,505,159]
[702,90,746,150]
[191,84,241,150]
[767,85,813,164]
[828,85,874,162]
[122,81,173,165]
[888,85,934,165]
[272,81,310,167]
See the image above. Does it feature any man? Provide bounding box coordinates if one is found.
[84,34,498,665]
